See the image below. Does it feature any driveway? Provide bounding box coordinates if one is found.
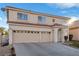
[13,43,79,56]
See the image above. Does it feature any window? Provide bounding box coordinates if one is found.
[17,13,28,20]
[48,32,51,34]
[17,30,20,33]
[13,30,16,33]
[31,31,33,33]
[28,31,30,33]
[52,19,55,22]
[38,16,46,24]
[37,31,39,33]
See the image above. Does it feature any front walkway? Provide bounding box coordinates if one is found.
[13,43,79,56]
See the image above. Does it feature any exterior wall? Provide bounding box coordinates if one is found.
[0,33,2,44]
[69,29,79,41]
[9,24,52,31]
[8,10,17,21]
[55,19,68,25]
[9,29,13,44]
[62,28,69,42]
[46,17,53,25]
[53,28,58,43]
[69,21,79,28]
[69,21,79,41]
[8,9,67,26]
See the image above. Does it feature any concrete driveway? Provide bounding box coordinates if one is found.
[13,43,79,56]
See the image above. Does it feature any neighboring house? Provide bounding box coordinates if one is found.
[4,6,70,44]
[69,20,79,41]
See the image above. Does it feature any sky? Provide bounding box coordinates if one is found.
[0,3,79,29]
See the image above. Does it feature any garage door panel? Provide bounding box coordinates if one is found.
[40,32,51,42]
[13,30,51,43]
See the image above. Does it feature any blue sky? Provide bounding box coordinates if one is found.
[0,3,79,29]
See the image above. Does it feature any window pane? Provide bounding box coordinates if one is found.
[52,19,55,22]
[38,16,46,24]
[17,13,28,20]
[17,13,22,19]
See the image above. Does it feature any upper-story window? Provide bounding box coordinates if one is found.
[17,13,28,20]
[52,19,55,22]
[38,16,46,24]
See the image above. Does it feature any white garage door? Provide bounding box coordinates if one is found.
[41,31,51,42]
[13,30,51,43]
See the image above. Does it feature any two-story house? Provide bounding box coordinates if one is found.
[3,6,70,44]
[0,32,2,44]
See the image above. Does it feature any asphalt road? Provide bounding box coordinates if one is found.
[13,43,79,56]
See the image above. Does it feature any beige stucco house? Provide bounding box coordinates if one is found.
[69,20,79,41]
[4,6,70,44]
[0,32,2,44]
[0,32,1,44]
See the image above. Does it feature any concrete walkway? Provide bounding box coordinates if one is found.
[13,43,79,56]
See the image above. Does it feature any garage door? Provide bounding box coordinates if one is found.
[41,31,51,42]
[13,30,51,43]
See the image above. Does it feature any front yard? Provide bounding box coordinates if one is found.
[0,44,15,56]
[0,45,11,56]
[64,40,79,48]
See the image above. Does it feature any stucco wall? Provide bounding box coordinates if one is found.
[69,29,79,41]
[0,33,1,44]
[9,24,52,31]
[8,10,67,25]
[69,21,79,41]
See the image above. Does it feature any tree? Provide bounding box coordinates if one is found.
[0,27,5,33]
[0,27,8,35]
[3,30,9,35]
